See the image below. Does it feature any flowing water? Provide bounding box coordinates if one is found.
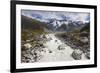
[38,34,87,62]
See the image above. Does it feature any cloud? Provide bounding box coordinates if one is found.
[21,10,90,22]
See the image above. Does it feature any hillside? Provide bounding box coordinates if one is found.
[80,22,90,32]
[21,15,49,30]
[21,15,49,41]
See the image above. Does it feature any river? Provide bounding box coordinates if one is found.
[38,34,87,62]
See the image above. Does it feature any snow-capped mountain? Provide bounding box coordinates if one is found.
[46,19,68,30]
[46,18,88,31]
[22,10,90,32]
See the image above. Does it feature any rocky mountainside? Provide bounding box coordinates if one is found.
[22,13,90,32]
[21,15,51,41]
[47,19,89,32]
[21,15,49,31]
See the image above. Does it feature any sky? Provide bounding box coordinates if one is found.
[21,10,90,22]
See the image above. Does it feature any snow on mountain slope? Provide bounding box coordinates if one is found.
[22,10,90,32]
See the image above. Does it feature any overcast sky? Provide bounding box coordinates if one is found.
[21,10,90,22]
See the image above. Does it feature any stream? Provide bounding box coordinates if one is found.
[38,34,87,62]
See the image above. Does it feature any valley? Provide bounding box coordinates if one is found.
[21,14,90,63]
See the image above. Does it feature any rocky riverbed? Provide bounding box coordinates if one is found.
[21,33,88,63]
[55,32,90,59]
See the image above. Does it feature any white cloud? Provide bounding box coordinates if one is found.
[21,10,90,22]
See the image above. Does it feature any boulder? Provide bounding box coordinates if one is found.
[80,37,88,43]
[71,49,83,60]
[24,43,32,49]
[57,44,66,50]
[49,50,52,53]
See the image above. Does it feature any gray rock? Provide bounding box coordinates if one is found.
[71,49,83,60]
[24,43,32,49]
[85,52,90,59]
[49,50,52,53]
[57,44,66,50]
[80,37,88,43]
